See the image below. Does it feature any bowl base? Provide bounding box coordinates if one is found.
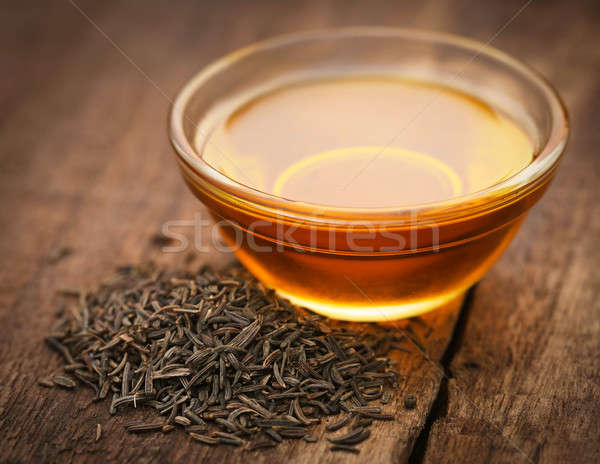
[275,286,468,322]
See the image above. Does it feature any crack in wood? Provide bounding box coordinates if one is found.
[407,287,478,463]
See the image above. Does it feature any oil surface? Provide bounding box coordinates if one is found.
[198,76,533,207]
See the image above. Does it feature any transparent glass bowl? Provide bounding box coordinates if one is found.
[169,28,568,321]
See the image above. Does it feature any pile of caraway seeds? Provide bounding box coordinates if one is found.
[42,264,418,454]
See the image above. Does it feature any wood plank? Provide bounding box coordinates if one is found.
[417,1,600,463]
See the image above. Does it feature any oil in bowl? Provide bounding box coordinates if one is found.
[170,29,567,321]
[200,76,533,207]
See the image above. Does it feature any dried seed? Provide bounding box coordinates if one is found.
[330,444,359,454]
[215,418,239,432]
[265,428,283,443]
[356,412,394,421]
[53,375,76,389]
[278,427,306,439]
[126,422,164,433]
[174,416,191,427]
[187,425,207,433]
[325,415,351,432]
[122,362,131,396]
[37,377,55,388]
[45,337,74,364]
[183,408,205,425]
[349,406,381,414]
[189,433,218,445]
[214,431,244,446]
[328,427,368,445]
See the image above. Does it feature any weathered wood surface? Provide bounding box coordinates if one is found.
[417,2,600,462]
[0,1,598,463]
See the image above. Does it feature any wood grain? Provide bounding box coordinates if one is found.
[0,1,598,463]
[417,2,600,462]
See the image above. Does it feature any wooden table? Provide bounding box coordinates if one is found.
[1,1,598,463]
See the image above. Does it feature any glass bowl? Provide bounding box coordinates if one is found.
[169,27,568,321]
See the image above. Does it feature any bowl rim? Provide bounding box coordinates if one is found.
[169,27,569,227]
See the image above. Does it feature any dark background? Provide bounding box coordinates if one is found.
[1,1,598,463]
